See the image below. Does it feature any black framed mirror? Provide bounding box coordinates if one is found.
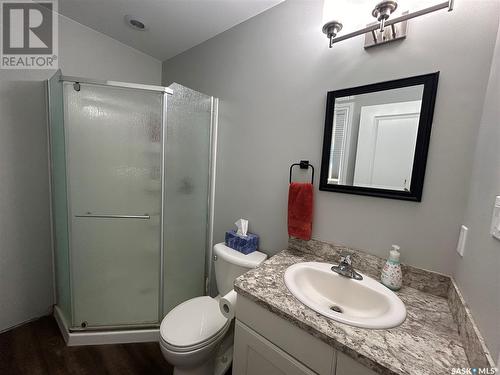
[319,72,439,201]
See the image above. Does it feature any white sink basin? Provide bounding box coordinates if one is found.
[284,262,406,329]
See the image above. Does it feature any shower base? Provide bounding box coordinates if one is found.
[54,306,160,346]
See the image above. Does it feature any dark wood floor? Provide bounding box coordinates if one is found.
[0,316,173,375]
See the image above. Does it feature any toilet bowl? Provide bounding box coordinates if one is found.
[160,296,231,375]
[160,243,267,375]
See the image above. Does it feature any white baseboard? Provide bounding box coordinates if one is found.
[53,306,159,346]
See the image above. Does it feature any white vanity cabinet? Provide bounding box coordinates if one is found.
[233,321,316,375]
[335,352,379,375]
[233,295,378,375]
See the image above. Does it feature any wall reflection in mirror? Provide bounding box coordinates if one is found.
[320,73,439,201]
[329,85,423,191]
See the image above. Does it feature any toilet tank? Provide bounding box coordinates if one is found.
[214,243,267,296]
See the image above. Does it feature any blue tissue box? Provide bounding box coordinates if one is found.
[225,230,259,255]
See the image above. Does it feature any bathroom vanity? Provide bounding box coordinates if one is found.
[231,239,490,375]
[234,294,377,375]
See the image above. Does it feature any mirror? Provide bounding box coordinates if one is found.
[320,73,439,201]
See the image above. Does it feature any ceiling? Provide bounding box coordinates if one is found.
[55,0,284,61]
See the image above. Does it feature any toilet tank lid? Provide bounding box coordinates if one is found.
[214,243,267,268]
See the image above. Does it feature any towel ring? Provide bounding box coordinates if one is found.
[289,160,314,184]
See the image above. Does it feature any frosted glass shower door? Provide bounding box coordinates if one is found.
[163,83,212,313]
[64,82,164,328]
[48,71,72,324]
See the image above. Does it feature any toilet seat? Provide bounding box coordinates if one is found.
[160,296,230,353]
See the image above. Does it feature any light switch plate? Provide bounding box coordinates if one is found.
[490,196,500,240]
[456,225,468,257]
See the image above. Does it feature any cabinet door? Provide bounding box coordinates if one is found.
[233,321,316,375]
[335,352,378,375]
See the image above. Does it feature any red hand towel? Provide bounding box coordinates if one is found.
[288,182,313,240]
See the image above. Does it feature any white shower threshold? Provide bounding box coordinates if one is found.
[53,306,160,346]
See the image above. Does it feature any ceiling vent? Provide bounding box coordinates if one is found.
[124,15,147,31]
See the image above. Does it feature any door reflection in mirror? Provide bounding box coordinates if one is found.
[328,85,423,191]
[320,73,439,201]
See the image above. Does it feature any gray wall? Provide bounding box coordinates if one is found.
[0,14,161,332]
[453,19,500,359]
[163,0,499,276]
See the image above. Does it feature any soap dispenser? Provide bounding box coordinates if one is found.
[381,245,402,290]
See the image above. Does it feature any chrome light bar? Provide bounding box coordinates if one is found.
[323,0,454,48]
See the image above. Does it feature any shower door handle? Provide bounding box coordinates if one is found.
[75,213,150,220]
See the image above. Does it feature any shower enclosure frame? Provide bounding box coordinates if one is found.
[47,70,219,338]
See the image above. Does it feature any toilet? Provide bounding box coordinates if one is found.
[160,243,267,375]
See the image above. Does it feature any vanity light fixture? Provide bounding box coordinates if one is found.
[322,0,454,48]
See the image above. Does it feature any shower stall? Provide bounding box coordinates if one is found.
[46,71,217,342]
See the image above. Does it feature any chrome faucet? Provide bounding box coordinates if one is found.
[331,253,363,280]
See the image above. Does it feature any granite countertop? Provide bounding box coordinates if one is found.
[234,249,469,375]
